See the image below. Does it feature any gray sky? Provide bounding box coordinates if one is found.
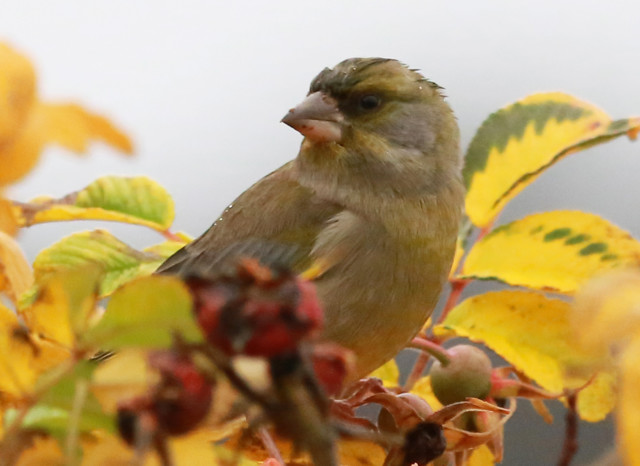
[1,1,638,463]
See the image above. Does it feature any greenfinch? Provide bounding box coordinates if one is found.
[158,57,464,378]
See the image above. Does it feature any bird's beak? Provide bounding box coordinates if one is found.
[281,91,344,143]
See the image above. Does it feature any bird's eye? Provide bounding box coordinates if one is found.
[359,94,381,110]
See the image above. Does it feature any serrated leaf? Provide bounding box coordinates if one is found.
[15,176,174,232]
[85,275,202,349]
[459,211,640,294]
[464,92,640,227]
[434,291,615,420]
[33,229,165,297]
[0,230,33,304]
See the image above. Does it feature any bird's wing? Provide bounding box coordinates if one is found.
[156,161,342,277]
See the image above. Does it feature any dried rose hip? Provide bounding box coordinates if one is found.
[149,351,213,435]
[311,343,354,397]
[117,351,213,444]
[188,258,323,358]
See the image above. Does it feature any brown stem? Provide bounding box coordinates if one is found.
[557,393,578,466]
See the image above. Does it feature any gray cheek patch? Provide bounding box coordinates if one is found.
[377,105,435,151]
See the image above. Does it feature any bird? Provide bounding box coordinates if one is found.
[157,57,465,379]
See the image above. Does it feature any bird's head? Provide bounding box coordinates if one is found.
[283,58,462,217]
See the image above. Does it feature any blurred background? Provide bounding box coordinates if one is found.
[2,1,638,464]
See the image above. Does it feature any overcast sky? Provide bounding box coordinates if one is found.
[1,2,638,463]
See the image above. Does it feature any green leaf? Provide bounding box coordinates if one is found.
[7,362,113,435]
[15,176,174,231]
[458,210,640,294]
[33,229,166,297]
[85,275,202,349]
[464,92,640,227]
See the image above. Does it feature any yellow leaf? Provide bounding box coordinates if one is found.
[336,439,387,465]
[15,435,65,466]
[459,211,640,294]
[576,369,617,422]
[570,270,640,422]
[0,230,33,304]
[21,267,102,349]
[0,43,37,147]
[0,301,70,398]
[82,430,219,466]
[0,103,46,187]
[434,291,612,408]
[36,103,133,155]
[369,359,400,387]
[22,279,74,349]
[91,349,158,413]
[15,176,175,232]
[619,336,640,466]
[232,431,387,466]
[159,429,219,465]
[0,303,40,396]
[464,92,640,227]
[467,444,495,466]
[0,198,19,235]
[572,269,640,352]
[0,43,133,188]
[449,235,465,278]
[211,445,262,465]
[144,239,188,258]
